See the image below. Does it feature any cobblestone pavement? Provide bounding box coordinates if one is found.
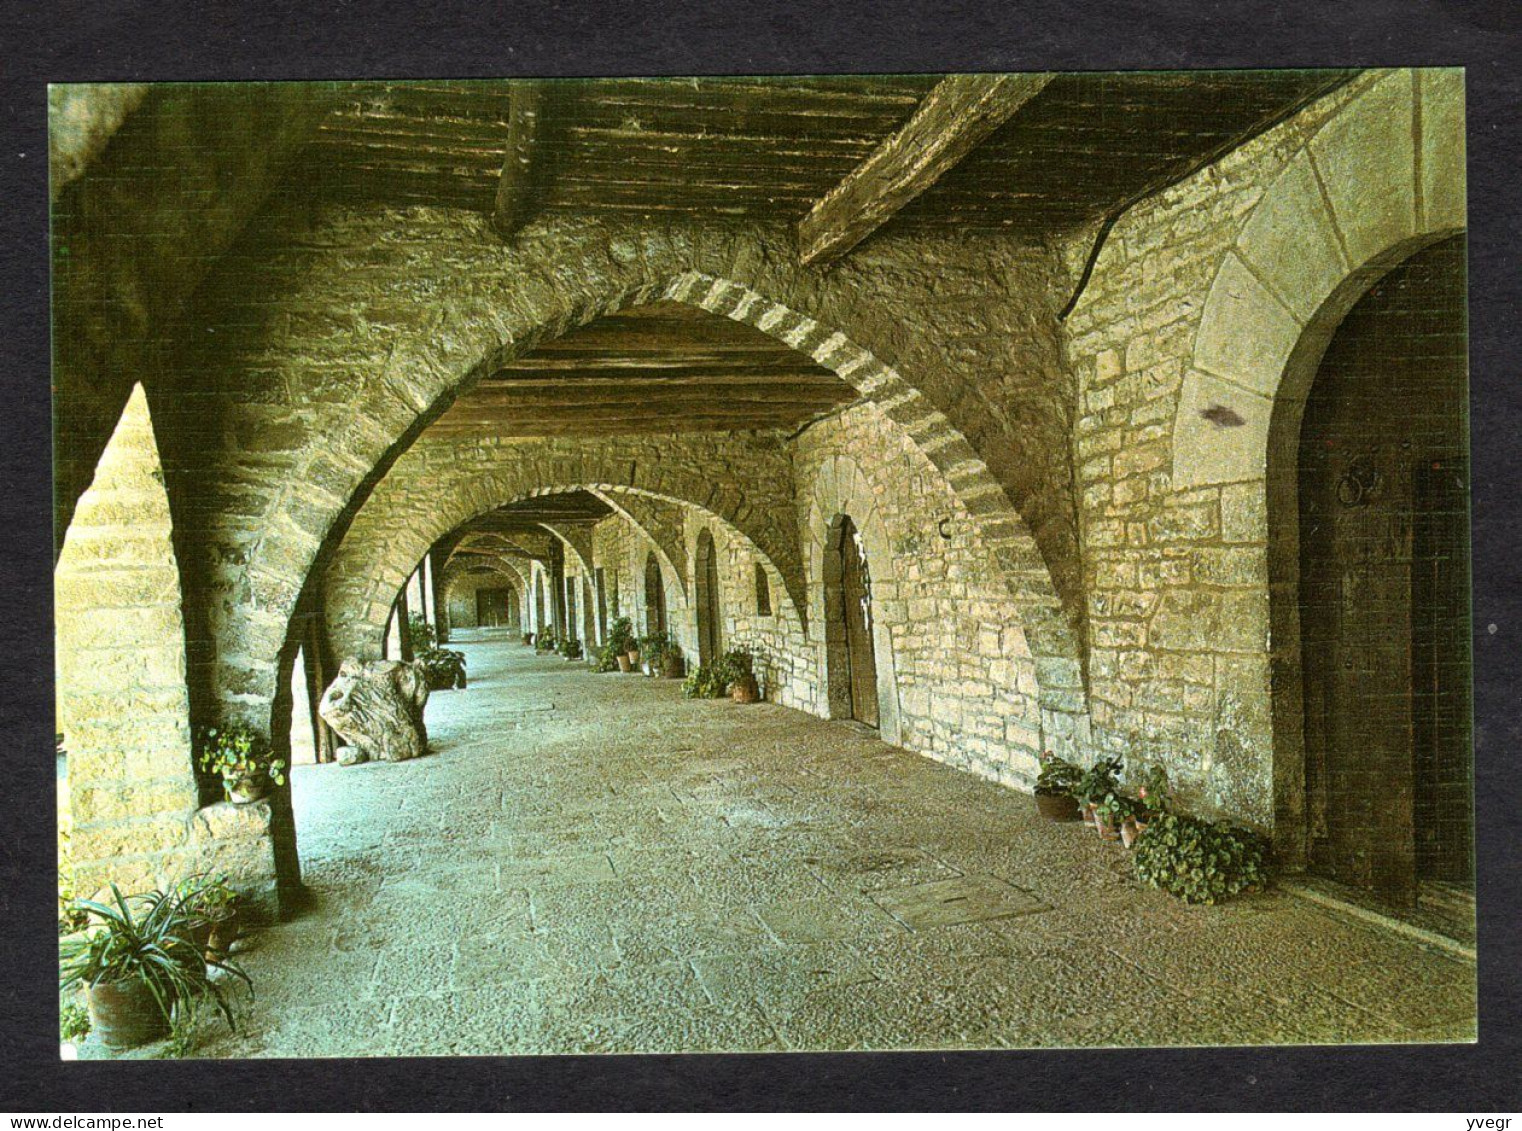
[193,637,1476,1057]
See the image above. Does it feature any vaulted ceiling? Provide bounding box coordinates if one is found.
[428,301,855,438]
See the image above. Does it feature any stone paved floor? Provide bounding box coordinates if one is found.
[192,637,1476,1057]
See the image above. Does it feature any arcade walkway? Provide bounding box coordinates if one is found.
[192,639,1474,1056]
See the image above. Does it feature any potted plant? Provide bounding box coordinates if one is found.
[416,646,467,691]
[197,723,287,805]
[1131,813,1269,904]
[557,636,583,661]
[660,640,686,679]
[592,641,622,673]
[1033,751,1083,821]
[177,873,240,961]
[1072,756,1123,828]
[637,632,667,674]
[534,629,558,654]
[1095,791,1149,846]
[604,617,636,671]
[681,664,728,699]
[719,648,760,703]
[59,880,251,1050]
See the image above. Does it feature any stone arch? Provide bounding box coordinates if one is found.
[325,475,802,664]
[1171,69,1464,493]
[1166,68,1465,860]
[439,557,527,632]
[591,488,689,602]
[224,261,1079,743]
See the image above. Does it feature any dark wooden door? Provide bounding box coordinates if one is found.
[697,531,720,667]
[476,587,512,627]
[644,554,667,635]
[838,517,879,727]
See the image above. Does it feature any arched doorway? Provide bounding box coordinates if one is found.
[643,552,667,636]
[824,515,879,727]
[694,529,720,668]
[1288,235,1470,905]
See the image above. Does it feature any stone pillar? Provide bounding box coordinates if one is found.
[56,384,281,917]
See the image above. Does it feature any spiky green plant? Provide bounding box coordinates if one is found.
[59,880,253,1036]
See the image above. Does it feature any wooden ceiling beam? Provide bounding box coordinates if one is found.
[797,72,1054,268]
[492,83,546,239]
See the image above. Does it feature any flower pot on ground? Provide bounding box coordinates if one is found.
[661,643,686,679]
[716,647,759,703]
[616,654,632,673]
[197,723,287,806]
[416,646,467,691]
[1095,791,1148,847]
[1072,756,1123,831]
[1120,816,1143,849]
[60,879,253,1051]
[1033,751,1083,821]
[681,664,728,699]
[178,874,240,962]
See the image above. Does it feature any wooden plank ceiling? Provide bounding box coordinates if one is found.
[293,70,1355,239]
[442,492,612,562]
[427,301,856,438]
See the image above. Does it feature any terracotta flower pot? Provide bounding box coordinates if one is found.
[226,772,270,805]
[627,649,641,666]
[616,655,632,673]
[1097,813,1120,841]
[1120,816,1140,849]
[205,909,240,961]
[1035,793,1081,822]
[87,978,171,1049]
[1081,802,1097,826]
[730,674,761,703]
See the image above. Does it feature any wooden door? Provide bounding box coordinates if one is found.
[476,587,511,627]
[645,554,667,635]
[838,517,879,727]
[696,531,720,667]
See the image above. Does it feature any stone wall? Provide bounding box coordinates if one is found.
[1059,68,1465,837]
[442,564,524,633]
[794,405,1052,785]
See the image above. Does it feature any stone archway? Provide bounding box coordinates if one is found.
[1165,68,1465,863]
[325,475,800,666]
[203,262,1080,752]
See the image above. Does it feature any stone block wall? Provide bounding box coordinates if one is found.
[1060,68,1465,833]
[794,405,1051,787]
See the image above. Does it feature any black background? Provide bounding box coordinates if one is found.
[2,0,1518,1111]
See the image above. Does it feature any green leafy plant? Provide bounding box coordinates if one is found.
[416,646,467,690]
[60,1000,90,1043]
[715,647,755,688]
[1134,763,1174,816]
[681,664,728,699]
[534,629,559,653]
[1131,813,1269,904]
[557,636,583,660]
[1094,790,1148,827]
[592,642,622,672]
[405,612,437,655]
[638,632,669,664]
[1072,756,1123,807]
[1035,751,1083,798]
[176,873,237,922]
[196,723,286,793]
[606,616,636,655]
[59,880,253,1036]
